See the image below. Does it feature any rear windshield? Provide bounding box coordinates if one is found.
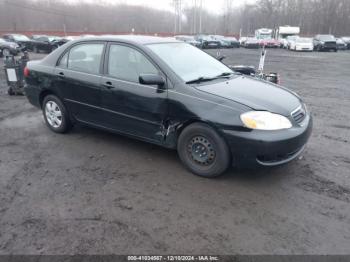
[13,34,30,41]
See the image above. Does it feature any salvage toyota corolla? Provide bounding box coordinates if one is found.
[24,35,312,177]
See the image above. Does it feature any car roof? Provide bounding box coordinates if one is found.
[75,35,179,45]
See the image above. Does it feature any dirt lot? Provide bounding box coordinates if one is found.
[0,48,350,255]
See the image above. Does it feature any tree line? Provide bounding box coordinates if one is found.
[0,0,349,36]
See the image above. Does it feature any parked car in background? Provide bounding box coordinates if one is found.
[195,35,221,49]
[2,33,34,51]
[212,35,239,48]
[31,35,62,53]
[239,37,247,46]
[0,37,21,57]
[223,37,240,48]
[243,37,260,49]
[290,37,313,51]
[174,35,201,47]
[24,35,312,178]
[275,26,300,48]
[313,35,337,52]
[336,38,347,50]
[340,36,350,49]
[259,38,280,48]
[284,35,299,49]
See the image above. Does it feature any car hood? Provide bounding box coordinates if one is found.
[194,76,301,116]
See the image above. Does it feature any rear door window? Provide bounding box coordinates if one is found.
[68,43,104,74]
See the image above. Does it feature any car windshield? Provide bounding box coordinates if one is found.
[319,35,335,41]
[297,38,312,43]
[13,34,30,41]
[148,42,232,83]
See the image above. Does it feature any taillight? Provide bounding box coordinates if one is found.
[24,66,30,77]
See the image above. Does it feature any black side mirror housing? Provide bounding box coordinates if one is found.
[139,74,165,86]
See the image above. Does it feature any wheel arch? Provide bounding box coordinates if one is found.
[39,89,60,108]
[174,119,231,155]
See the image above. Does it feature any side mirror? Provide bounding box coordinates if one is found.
[139,74,165,86]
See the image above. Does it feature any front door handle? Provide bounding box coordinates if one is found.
[103,81,115,89]
[58,72,65,78]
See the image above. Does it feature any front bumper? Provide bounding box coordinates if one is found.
[222,115,313,168]
[296,46,313,51]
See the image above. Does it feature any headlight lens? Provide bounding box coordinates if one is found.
[240,111,292,130]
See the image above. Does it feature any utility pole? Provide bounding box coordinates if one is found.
[178,0,182,33]
[199,0,202,34]
[173,0,182,34]
[193,0,197,34]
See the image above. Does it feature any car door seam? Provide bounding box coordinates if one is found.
[65,98,159,125]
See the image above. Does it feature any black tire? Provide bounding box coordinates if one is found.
[7,88,14,96]
[2,48,11,57]
[42,95,72,133]
[177,123,230,178]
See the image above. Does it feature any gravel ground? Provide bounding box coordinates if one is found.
[0,48,350,255]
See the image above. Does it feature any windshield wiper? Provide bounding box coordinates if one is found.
[216,72,234,77]
[186,76,217,84]
[185,72,234,84]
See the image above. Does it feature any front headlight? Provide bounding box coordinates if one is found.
[240,111,292,130]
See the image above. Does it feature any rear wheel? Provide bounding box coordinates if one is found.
[42,95,72,133]
[177,123,230,178]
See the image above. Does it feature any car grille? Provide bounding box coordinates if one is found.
[324,42,336,48]
[291,106,306,124]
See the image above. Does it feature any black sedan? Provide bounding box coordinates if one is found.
[31,35,62,53]
[24,36,312,177]
[195,35,221,49]
[0,37,21,57]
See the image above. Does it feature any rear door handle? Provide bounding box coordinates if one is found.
[103,81,115,89]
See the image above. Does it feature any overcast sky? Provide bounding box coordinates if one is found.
[74,0,256,14]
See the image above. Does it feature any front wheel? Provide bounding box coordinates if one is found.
[42,95,72,133]
[2,48,11,57]
[177,123,230,178]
